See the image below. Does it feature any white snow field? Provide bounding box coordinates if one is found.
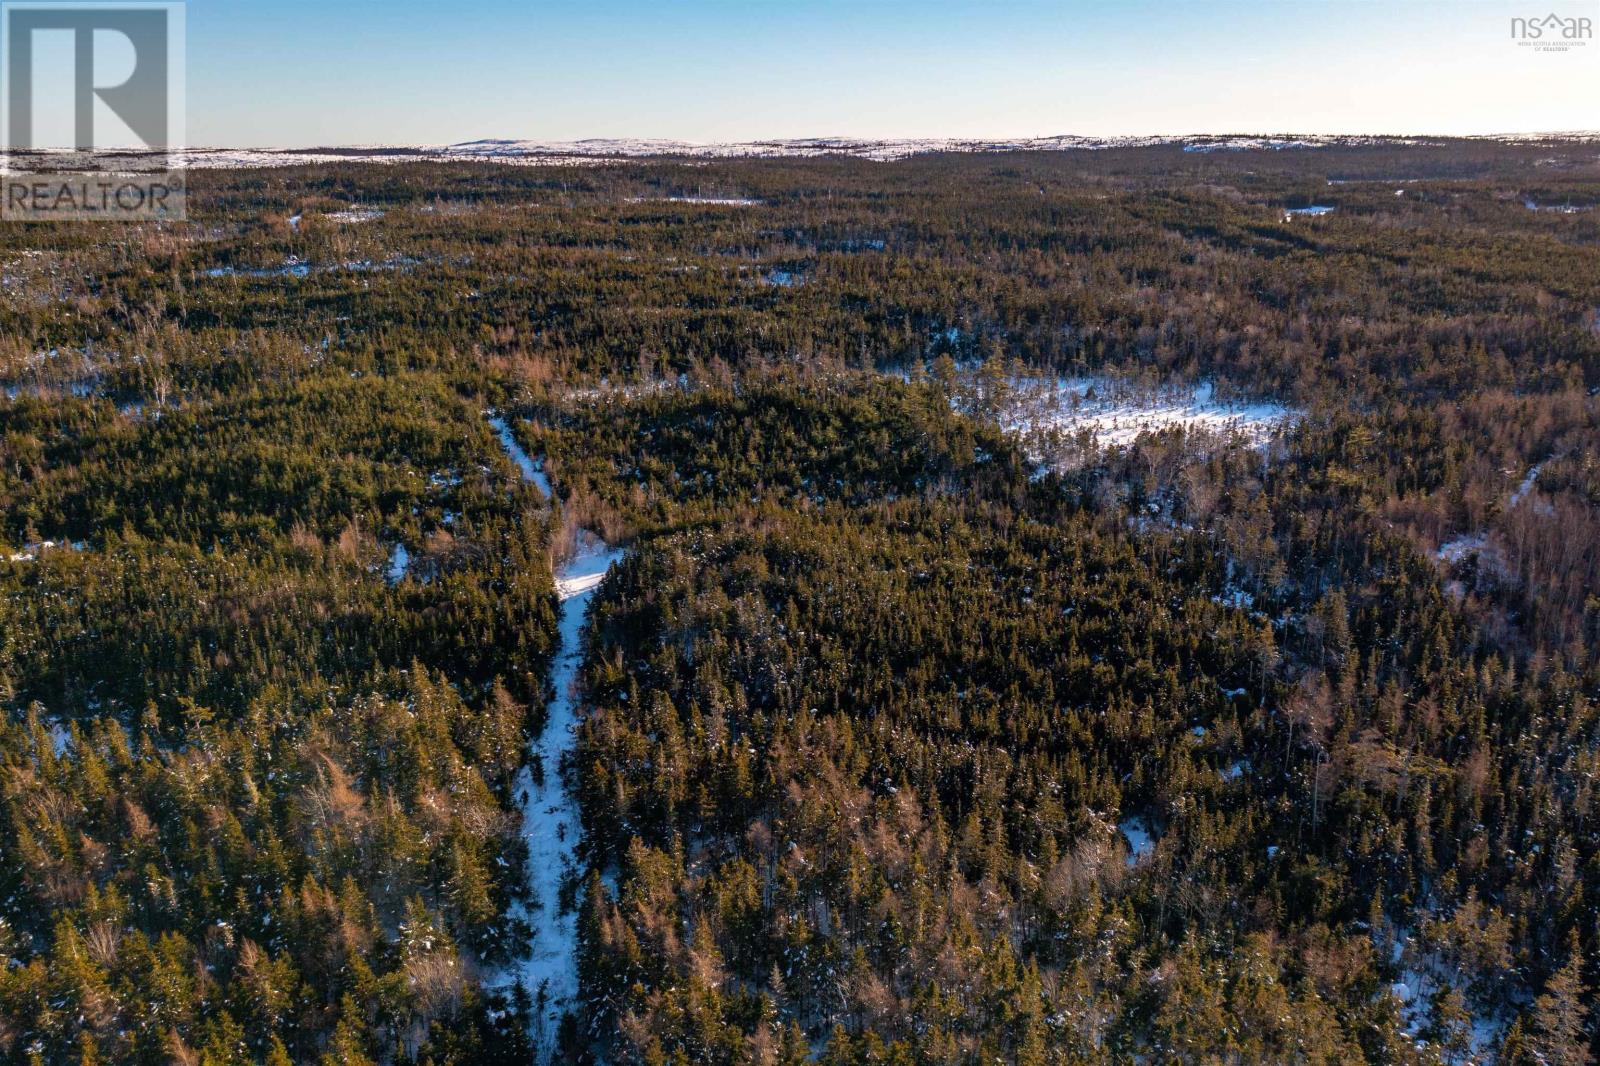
[963,374,1300,470]
[510,532,623,1048]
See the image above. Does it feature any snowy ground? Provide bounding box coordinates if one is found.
[484,411,620,1052]
[488,415,554,498]
[964,374,1300,469]
[555,542,622,599]
[1388,931,1509,1060]
[1434,456,1554,569]
[1523,198,1593,213]
[507,531,623,1049]
[1436,533,1488,565]
[202,255,419,280]
[385,543,410,585]
[324,208,385,223]
[625,194,762,206]
[4,539,84,563]
[1120,817,1158,866]
[1508,459,1547,508]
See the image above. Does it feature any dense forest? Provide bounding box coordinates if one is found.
[1,138,1598,1064]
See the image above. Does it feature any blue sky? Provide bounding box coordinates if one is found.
[186,0,1600,146]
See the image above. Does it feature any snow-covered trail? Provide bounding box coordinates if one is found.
[487,411,620,1052]
[512,533,622,1046]
[489,413,554,499]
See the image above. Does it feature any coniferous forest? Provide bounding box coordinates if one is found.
[1,140,1599,1064]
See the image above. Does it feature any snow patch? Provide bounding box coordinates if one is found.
[556,541,624,601]
[1436,533,1487,564]
[4,539,83,563]
[488,415,553,499]
[1120,817,1158,866]
[202,255,419,280]
[1212,587,1255,610]
[1523,198,1592,213]
[385,543,410,585]
[1509,460,1546,507]
[626,194,762,206]
[324,207,385,223]
[958,373,1299,469]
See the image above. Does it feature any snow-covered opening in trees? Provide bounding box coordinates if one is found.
[625,194,763,206]
[555,541,621,599]
[324,208,385,223]
[484,410,621,1051]
[202,255,420,280]
[1385,929,1511,1058]
[488,414,553,499]
[1523,198,1592,213]
[4,538,84,563]
[385,542,410,585]
[506,531,623,1049]
[950,371,1300,471]
[1436,533,1488,565]
[1433,456,1556,572]
[1509,458,1548,508]
[1120,817,1158,866]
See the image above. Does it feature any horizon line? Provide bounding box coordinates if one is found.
[100,129,1600,153]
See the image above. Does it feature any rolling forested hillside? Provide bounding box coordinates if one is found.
[1,139,1598,1064]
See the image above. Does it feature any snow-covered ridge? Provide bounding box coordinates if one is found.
[124,131,1600,169]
